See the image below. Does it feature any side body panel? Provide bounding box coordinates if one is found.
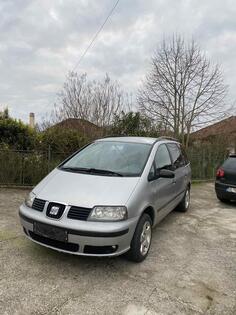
[126,140,191,228]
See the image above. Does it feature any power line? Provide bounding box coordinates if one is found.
[47,0,121,115]
[72,0,120,72]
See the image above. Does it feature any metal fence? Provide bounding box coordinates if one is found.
[187,150,226,180]
[0,147,227,186]
[0,149,67,186]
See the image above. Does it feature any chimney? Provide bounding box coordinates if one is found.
[29,112,35,128]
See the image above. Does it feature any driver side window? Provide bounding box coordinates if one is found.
[148,144,172,181]
[154,144,172,170]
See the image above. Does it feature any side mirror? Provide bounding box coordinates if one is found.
[148,170,156,181]
[159,169,175,178]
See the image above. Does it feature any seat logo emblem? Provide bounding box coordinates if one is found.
[50,206,60,216]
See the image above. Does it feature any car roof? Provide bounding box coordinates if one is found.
[96,136,178,145]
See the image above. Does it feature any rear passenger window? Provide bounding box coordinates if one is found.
[154,144,172,170]
[167,143,185,169]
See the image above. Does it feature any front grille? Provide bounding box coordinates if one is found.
[29,231,79,252]
[32,198,46,212]
[46,202,66,219]
[67,206,92,221]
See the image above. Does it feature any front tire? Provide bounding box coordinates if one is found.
[216,195,229,203]
[125,213,152,263]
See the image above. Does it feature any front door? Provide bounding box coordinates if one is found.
[148,144,176,221]
[166,143,187,199]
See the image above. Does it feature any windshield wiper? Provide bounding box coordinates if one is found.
[61,167,123,177]
[61,167,88,172]
[88,168,123,177]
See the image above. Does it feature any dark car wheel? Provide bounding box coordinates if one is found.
[176,186,190,212]
[216,194,229,203]
[125,213,152,263]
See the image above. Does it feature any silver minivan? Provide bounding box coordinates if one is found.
[19,137,191,262]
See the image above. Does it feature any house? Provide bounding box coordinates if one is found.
[52,118,103,138]
[190,116,236,153]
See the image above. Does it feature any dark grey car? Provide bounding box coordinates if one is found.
[215,154,236,202]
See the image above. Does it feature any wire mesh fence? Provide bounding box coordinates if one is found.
[187,150,226,180]
[0,149,67,186]
[0,147,228,186]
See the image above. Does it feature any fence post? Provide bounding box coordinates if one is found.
[48,145,51,173]
[21,153,24,185]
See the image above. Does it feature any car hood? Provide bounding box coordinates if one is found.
[33,169,140,208]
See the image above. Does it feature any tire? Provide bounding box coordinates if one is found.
[125,213,152,263]
[216,195,229,203]
[176,186,190,212]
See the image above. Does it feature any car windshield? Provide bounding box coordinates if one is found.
[60,141,152,177]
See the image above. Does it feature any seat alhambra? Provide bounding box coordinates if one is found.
[19,137,191,262]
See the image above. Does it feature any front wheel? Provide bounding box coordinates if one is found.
[125,213,152,263]
[216,195,229,203]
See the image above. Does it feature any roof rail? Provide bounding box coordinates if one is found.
[157,136,178,142]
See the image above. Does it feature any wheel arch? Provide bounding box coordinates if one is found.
[142,206,155,226]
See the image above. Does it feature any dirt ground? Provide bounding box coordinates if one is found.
[0,183,235,315]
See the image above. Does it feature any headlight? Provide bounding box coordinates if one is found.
[25,192,36,208]
[89,206,127,222]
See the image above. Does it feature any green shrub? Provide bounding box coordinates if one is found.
[39,127,90,155]
[0,118,37,150]
[110,112,160,137]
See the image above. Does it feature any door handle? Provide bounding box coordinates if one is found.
[172,179,176,184]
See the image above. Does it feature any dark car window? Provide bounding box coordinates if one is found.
[167,143,185,169]
[222,157,236,169]
[154,144,172,170]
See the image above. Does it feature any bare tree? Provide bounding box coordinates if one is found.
[91,75,126,127]
[138,35,227,147]
[54,72,129,128]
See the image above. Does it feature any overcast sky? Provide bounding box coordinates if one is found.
[0,0,236,123]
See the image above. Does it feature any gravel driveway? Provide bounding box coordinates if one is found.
[0,183,235,315]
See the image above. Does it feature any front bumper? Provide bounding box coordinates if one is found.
[19,204,138,257]
[215,181,236,201]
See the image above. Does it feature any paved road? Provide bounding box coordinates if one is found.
[0,183,236,315]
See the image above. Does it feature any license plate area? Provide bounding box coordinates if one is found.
[34,222,67,242]
[226,187,236,193]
